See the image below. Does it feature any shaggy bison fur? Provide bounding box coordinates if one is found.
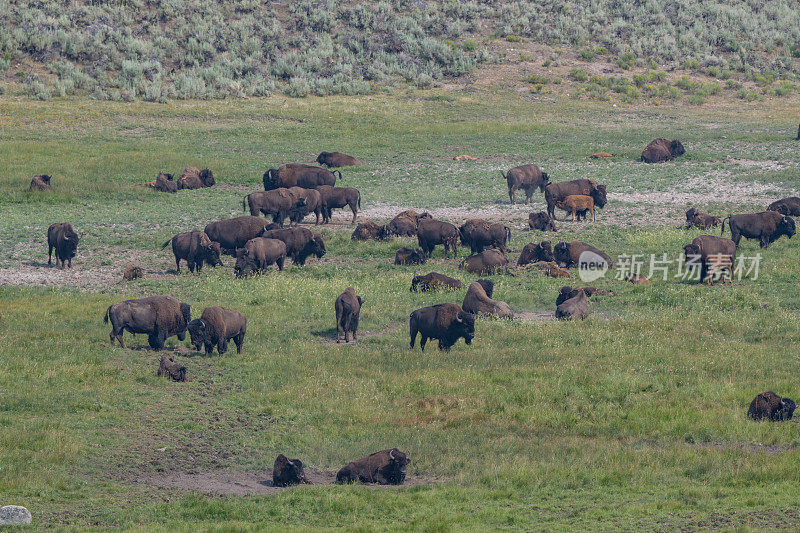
[259,227,326,266]
[336,449,409,485]
[722,211,796,248]
[335,287,365,343]
[187,306,247,355]
[640,138,685,163]
[158,354,187,382]
[518,242,555,266]
[410,272,463,292]
[234,237,287,277]
[462,281,513,319]
[177,167,214,189]
[382,210,431,237]
[273,454,309,486]
[767,197,800,216]
[459,219,511,254]
[529,211,556,232]
[545,179,607,219]
[351,221,384,241]
[747,391,796,421]
[316,151,361,167]
[501,164,550,205]
[30,174,52,191]
[409,303,475,351]
[153,172,178,193]
[162,230,222,273]
[104,295,191,349]
[395,247,427,265]
[123,265,144,281]
[47,222,80,268]
[263,163,339,190]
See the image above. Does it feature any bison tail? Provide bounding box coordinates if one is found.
[335,170,342,180]
[720,216,730,236]
[242,195,248,212]
[506,226,512,241]
[103,307,110,324]
[357,192,361,209]
[161,239,172,249]
[499,170,507,180]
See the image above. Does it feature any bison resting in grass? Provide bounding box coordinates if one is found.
[555,289,589,320]
[234,238,286,277]
[395,247,427,265]
[556,286,615,306]
[462,281,513,319]
[104,295,191,350]
[685,207,722,229]
[336,449,409,485]
[767,197,800,216]
[158,355,187,382]
[683,235,736,285]
[461,249,509,275]
[48,222,80,269]
[273,454,309,487]
[351,221,384,241]
[640,138,685,163]
[316,151,361,167]
[318,185,361,224]
[721,211,795,248]
[417,219,459,258]
[259,227,326,266]
[335,287,365,343]
[162,230,222,274]
[501,164,550,205]
[529,211,556,232]
[187,306,247,355]
[545,179,607,219]
[383,210,431,237]
[30,174,52,191]
[553,241,612,269]
[263,163,339,190]
[748,391,796,421]
[459,219,511,254]
[204,216,269,255]
[410,272,463,292]
[177,167,214,189]
[518,242,555,266]
[123,265,143,281]
[410,303,475,351]
[153,172,178,193]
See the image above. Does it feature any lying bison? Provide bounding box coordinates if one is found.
[545,179,607,219]
[158,355,187,382]
[318,185,361,224]
[244,188,307,227]
[104,295,191,349]
[748,391,796,421]
[410,272,463,292]
[162,230,222,274]
[204,216,269,255]
[685,207,721,229]
[529,211,556,232]
[518,242,555,266]
[683,235,736,284]
[553,241,612,269]
[721,211,795,248]
[187,306,247,355]
[351,221,384,241]
[555,289,589,320]
[336,448,409,485]
[273,454,309,487]
[640,138,685,163]
[316,151,361,167]
[335,287,365,343]
[153,172,178,193]
[47,222,80,269]
[410,303,475,351]
[263,163,339,190]
[459,219,511,254]
[259,227,326,266]
[767,197,800,216]
[287,186,323,226]
[30,174,52,191]
[395,247,427,266]
[383,210,431,237]
[501,164,550,205]
[234,238,286,277]
[418,219,459,258]
[177,167,214,189]
[556,285,615,306]
[462,281,513,319]
[461,249,509,275]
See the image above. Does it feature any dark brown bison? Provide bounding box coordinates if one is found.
[556,286,615,306]
[556,195,595,222]
[234,237,287,277]
[335,287,365,343]
[162,230,222,273]
[317,185,361,224]
[287,186,323,225]
[553,241,612,269]
[336,449,409,485]
[316,151,361,167]
[153,172,178,193]
[123,265,143,281]
[158,354,187,382]
[204,216,269,255]
[721,211,796,248]
[104,295,191,349]
[460,249,509,275]
[382,210,431,237]
[459,219,511,254]
[47,222,79,268]
[683,235,736,285]
[351,221,384,241]
[748,391,796,421]
[544,179,607,219]
[395,247,427,266]
[417,219,459,258]
[685,208,721,229]
[555,289,589,320]
[244,188,307,227]
[187,306,247,355]
[767,197,800,216]
[529,211,556,232]
[462,281,513,319]
[263,163,339,190]
[410,272,463,292]
[177,167,214,189]
[518,242,555,266]
[501,164,550,205]
[259,227,326,266]
[410,303,475,351]
[30,174,52,191]
[273,454,309,487]
[640,138,685,163]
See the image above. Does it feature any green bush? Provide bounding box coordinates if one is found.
[571,68,588,82]
[580,49,595,61]
[462,38,477,52]
[687,94,706,105]
[505,34,522,43]
[617,52,636,69]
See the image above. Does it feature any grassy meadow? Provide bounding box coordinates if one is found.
[2,91,800,530]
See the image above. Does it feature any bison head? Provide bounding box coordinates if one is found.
[685,207,699,223]
[388,448,409,469]
[682,244,702,269]
[476,279,494,298]
[39,174,52,184]
[779,397,797,420]
[262,169,279,191]
[535,241,555,262]
[591,184,608,209]
[779,215,796,239]
[62,230,80,258]
[311,234,326,258]
[157,172,174,181]
[204,241,222,267]
[187,319,208,351]
[553,242,570,267]
[454,311,476,345]
[539,172,550,193]
[234,248,257,278]
[200,169,215,187]
[770,203,790,215]
[670,140,686,158]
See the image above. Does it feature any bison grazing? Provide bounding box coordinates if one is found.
[244,188,307,227]
[460,249,509,275]
[395,247,427,266]
[640,138,686,163]
[459,219,511,254]
[263,163,339,190]
[501,164,550,205]
[462,281,513,319]
[317,185,361,224]
[382,210,431,237]
[410,303,475,351]
[555,289,589,320]
[518,242,555,266]
[187,306,247,355]
[162,230,222,274]
[553,241,612,269]
[529,211,556,232]
[747,391,796,421]
[336,449,409,485]
[410,272,463,292]
[259,227,326,266]
[47,222,80,269]
[177,167,215,189]
[153,172,178,193]
[273,454,309,487]
[104,295,191,350]
[316,151,361,167]
[335,287,365,343]
[683,235,736,285]
[204,216,269,255]
[544,179,607,219]
[234,238,287,277]
[556,195,595,222]
[158,354,187,382]
[721,211,796,248]
[767,197,800,216]
[417,219,459,258]
[30,174,52,191]
[351,221,384,241]
[287,186,323,225]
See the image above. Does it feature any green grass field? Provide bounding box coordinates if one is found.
[2,91,800,530]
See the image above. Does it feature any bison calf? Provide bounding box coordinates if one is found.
[187,306,247,355]
[273,454,309,486]
[162,230,222,274]
[30,174,52,191]
[748,391,796,421]
[47,222,80,269]
[123,265,143,281]
[410,272,463,292]
[410,303,475,351]
[335,287,365,343]
[336,449,409,485]
[556,195,595,222]
[158,354,187,382]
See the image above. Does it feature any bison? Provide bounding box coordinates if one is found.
[459,219,511,254]
[351,221,385,241]
[556,194,595,222]
[545,179,607,219]
[685,208,722,230]
[104,295,191,349]
[162,230,222,274]
[273,454,309,487]
[177,167,214,189]
[460,249,509,275]
[462,281,513,319]
[187,306,247,355]
[518,242,555,266]
[316,151,361,167]
[382,210,431,237]
[123,265,143,281]
[47,222,79,269]
[158,354,187,382]
[410,272,463,292]
[410,303,475,351]
[153,172,178,193]
[683,235,736,285]
[640,138,685,163]
[263,163,339,190]
[556,286,616,305]
[555,289,589,320]
[336,449,409,485]
[553,241,612,269]
[317,185,361,224]
[721,211,795,248]
[287,186,323,225]
[747,391,796,421]
[501,164,550,205]
[395,247,427,266]
[417,219,459,258]
[259,227,326,266]
[335,287,365,343]
[234,237,287,277]
[29,174,52,191]
[244,188,307,227]
[529,211,556,232]
[204,216,269,255]
[767,197,800,216]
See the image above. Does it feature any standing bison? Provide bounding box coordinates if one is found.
[244,188,307,227]
[335,287,365,343]
[287,186,323,225]
[259,227,326,266]
[204,216,269,255]
[234,238,287,277]
[263,163,339,190]
[30,174,52,191]
[162,230,222,273]
[316,152,361,167]
[544,179,607,219]
[501,164,550,205]
[417,219,459,258]
[459,219,511,254]
[187,306,247,355]
[460,249,509,274]
[640,138,685,163]
[104,295,191,350]
[382,210,431,237]
[47,222,80,269]
[767,197,800,216]
[336,449,409,485]
[462,281,513,319]
[409,303,475,351]
[317,185,361,224]
[177,167,215,189]
[683,235,736,285]
[721,211,795,248]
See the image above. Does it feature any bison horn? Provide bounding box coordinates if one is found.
[389,449,396,460]
[455,313,463,323]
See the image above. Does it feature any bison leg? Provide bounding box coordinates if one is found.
[234,333,244,353]
[196,260,203,272]
[175,257,181,273]
[204,342,214,356]
[350,204,358,224]
[48,243,53,265]
[591,207,595,222]
[508,186,516,205]
[760,234,769,248]
[177,330,186,342]
[188,260,195,273]
[218,339,228,355]
[67,256,72,269]
[276,256,285,271]
[149,331,165,350]
[419,335,428,351]
[409,322,418,348]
